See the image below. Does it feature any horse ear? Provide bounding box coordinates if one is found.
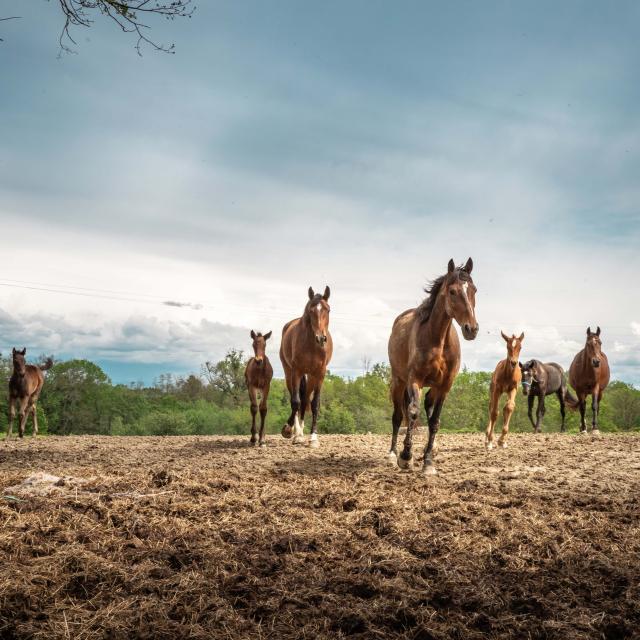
[323,286,330,301]
[518,332,525,341]
[447,259,455,273]
[21,348,26,355]
[263,331,272,340]
[519,362,524,370]
[308,287,315,300]
[596,326,601,336]
[500,331,509,342]
[464,257,473,274]
[250,330,256,339]
[587,326,591,336]
[12,348,16,355]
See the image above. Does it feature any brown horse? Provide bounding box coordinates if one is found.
[388,259,479,474]
[7,348,53,439]
[244,330,273,447]
[567,326,610,434]
[485,331,524,449]
[280,286,333,448]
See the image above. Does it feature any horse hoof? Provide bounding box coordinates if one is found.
[498,441,507,449]
[292,435,306,445]
[281,424,293,439]
[387,451,397,465]
[309,438,320,449]
[591,429,601,437]
[485,440,494,450]
[578,430,587,436]
[397,454,413,470]
[422,463,438,476]
[250,440,258,447]
[259,441,267,448]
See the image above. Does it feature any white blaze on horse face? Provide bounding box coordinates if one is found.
[461,281,476,321]
[512,339,516,348]
[316,304,322,312]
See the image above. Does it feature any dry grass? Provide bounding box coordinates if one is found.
[0,432,638,639]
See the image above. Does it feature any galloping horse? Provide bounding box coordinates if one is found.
[280,286,333,447]
[388,259,479,474]
[244,330,273,447]
[568,327,610,434]
[7,348,53,439]
[485,331,524,449]
[519,360,576,432]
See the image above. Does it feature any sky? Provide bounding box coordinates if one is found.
[1,1,639,385]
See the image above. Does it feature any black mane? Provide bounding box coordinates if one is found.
[416,267,472,325]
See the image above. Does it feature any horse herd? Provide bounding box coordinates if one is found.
[5,258,611,476]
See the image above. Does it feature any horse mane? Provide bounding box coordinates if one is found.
[416,267,472,325]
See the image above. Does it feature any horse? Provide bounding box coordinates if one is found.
[244,330,273,447]
[388,258,479,474]
[7,348,53,439]
[567,326,610,434]
[280,286,333,448]
[485,331,524,449]
[519,359,576,433]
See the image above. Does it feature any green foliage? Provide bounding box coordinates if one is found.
[0,353,638,437]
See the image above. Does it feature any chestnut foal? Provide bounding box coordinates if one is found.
[485,331,524,449]
[7,348,53,439]
[244,331,273,447]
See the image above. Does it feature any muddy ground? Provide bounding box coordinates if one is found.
[0,433,638,639]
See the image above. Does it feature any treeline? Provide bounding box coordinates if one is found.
[0,352,639,436]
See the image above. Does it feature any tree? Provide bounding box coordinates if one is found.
[2,1,194,54]
[202,349,247,407]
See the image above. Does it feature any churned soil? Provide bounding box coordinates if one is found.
[0,432,638,639]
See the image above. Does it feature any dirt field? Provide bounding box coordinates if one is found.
[0,433,638,640]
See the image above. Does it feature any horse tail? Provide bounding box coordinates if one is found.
[39,357,54,371]
[563,387,579,410]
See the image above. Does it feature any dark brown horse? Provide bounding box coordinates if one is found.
[280,286,333,448]
[244,330,273,447]
[568,327,610,434]
[388,259,479,474]
[7,348,53,439]
[519,360,576,432]
[485,331,524,449]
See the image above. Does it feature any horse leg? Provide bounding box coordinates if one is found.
[17,397,29,439]
[578,394,587,433]
[309,377,322,448]
[422,392,444,475]
[398,380,420,470]
[258,383,269,447]
[281,364,295,438]
[424,389,440,458]
[298,375,308,439]
[248,387,258,445]
[557,389,566,432]
[388,380,404,463]
[527,393,536,431]
[485,384,499,450]
[535,395,545,433]
[289,372,305,444]
[6,396,16,439]
[591,387,601,433]
[31,403,39,438]
[498,388,517,448]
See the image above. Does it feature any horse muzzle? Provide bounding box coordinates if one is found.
[509,359,517,368]
[592,358,600,368]
[316,334,328,346]
[462,323,479,341]
[255,357,264,365]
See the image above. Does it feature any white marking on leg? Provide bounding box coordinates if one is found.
[310,433,318,442]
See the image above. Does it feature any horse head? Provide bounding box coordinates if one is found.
[306,286,331,347]
[586,326,603,368]
[443,258,479,340]
[501,330,524,368]
[250,330,272,365]
[12,347,27,376]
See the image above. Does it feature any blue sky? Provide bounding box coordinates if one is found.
[1,1,639,385]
